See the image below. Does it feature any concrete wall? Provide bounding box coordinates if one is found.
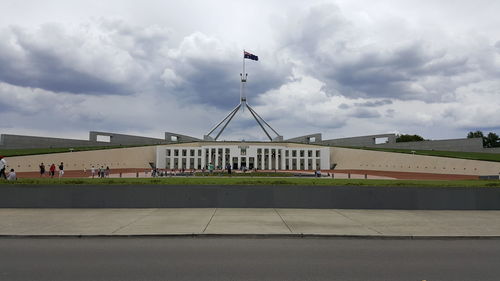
[321,135,498,154]
[321,134,397,146]
[0,131,167,149]
[89,131,166,145]
[484,147,500,153]
[285,133,323,144]
[0,134,104,149]
[374,137,486,153]
[2,185,500,209]
[5,146,156,172]
[164,132,202,143]
[330,147,500,176]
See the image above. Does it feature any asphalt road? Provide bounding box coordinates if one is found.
[1,237,500,281]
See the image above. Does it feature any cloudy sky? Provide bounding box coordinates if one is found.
[1,0,499,141]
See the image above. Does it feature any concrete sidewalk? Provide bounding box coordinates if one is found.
[1,208,500,237]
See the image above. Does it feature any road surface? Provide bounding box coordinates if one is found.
[1,237,499,281]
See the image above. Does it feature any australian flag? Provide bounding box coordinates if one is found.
[244,51,258,61]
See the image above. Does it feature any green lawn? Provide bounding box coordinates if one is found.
[1,177,499,187]
[0,145,152,157]
[345,147,500,162]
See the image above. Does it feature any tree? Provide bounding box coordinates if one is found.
[467,130,499,147]
[467,130,484,139]
[396,134,424,143]
[485,132,500,148]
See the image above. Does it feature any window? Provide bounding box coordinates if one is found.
[307,150,312,157]
[96,135,111,142]
[285,150,289,157]
[292,150,297,157]
[174,149,179,156]
[300,150,304,157]
[182,149,187,157]
[198,149,202,156]
[241,148,247,155]
[375,137,389,144]
[190,149,195,157]
[166,149,171,156]
[316,150,320,157]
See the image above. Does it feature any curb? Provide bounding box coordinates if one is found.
[2,233,500,240]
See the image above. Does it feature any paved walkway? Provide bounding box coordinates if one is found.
[2,209,500,237]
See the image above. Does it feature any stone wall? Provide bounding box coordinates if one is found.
[330,147,500,176]
[4,146,156,172]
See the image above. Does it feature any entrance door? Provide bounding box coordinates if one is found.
[232,157,238,170]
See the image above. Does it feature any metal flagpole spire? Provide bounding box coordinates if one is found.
[204,50,283,141]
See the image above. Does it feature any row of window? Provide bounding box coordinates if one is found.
[164,157,321,170]
[165,148,321,158]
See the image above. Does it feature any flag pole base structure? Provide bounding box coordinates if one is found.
[204,50,283,142]
[203,102,283,142]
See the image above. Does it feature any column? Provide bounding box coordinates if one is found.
[281,149,286,170]
[275,149,279,170]
[268,148,272,170]
[222,148,226,169]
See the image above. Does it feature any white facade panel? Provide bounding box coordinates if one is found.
[155,143,331,171]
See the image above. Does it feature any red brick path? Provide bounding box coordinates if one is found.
[16,168,479,180]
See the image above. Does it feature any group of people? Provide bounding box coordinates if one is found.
[39,162,64,178]
[90,166,110,178]
[0,156,16,181]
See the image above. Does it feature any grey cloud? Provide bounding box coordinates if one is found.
[164,34,292,109]
[355,99,393,107]
[338,103,349,109]
[350,108,380,119]
[495,41,500,50]
[281,3,476,102]
[0,21,168,95]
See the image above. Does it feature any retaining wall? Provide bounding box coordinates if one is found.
[330,147,500,176]
[1,185,499,209]
[4,146,156,172]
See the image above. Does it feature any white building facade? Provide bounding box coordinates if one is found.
[156,142,330,170]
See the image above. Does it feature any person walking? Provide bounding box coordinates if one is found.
[49,163,56,178]
[91,166,95,178]
[106,166,110,178]
[58,162,64,178]
[39,163,46,177]
[0,156,6,179]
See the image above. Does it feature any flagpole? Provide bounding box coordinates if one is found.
[240,50,244,104]
[243,49,246,77]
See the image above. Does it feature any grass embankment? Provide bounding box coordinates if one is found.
[0,145,152,157]
[347,147,500,162]
[1,177,499,187]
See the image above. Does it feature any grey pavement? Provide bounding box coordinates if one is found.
[2,208,500,237]
[3,238,500,281]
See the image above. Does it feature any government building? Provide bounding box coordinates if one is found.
[156,142,330,171]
